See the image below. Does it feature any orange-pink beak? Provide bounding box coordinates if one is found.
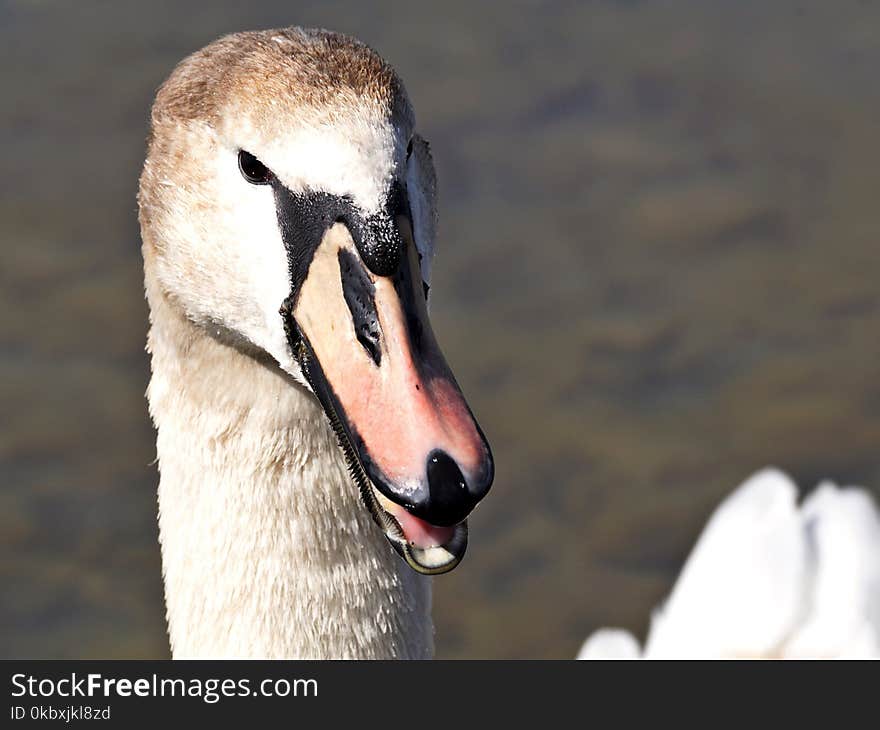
[286,214,493,574]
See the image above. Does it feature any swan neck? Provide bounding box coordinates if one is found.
[145,280,433,658]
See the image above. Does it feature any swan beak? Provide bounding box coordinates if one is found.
[282,216,493,574]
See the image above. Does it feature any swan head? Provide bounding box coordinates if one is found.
[139,28,493,574]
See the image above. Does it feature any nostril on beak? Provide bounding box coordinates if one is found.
[422,450,474,527]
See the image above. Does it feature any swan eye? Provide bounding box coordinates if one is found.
[238,150,273,185]
[406,138,414,160]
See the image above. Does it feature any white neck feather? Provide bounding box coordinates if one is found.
[145,278,433,659]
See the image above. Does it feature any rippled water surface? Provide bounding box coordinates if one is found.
[2,0,879,658]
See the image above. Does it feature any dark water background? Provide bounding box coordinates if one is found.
[1,0,878,658]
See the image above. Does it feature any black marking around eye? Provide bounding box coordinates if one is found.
[272,179,426,371]
[357,182,408,277]
[272,186,343,306]
[272,180,412,304]
[338,248,381,366]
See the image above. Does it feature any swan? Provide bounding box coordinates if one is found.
[578,469,880,659]
[138,27,494,659]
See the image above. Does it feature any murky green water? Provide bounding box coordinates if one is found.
[2,0,878,658]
